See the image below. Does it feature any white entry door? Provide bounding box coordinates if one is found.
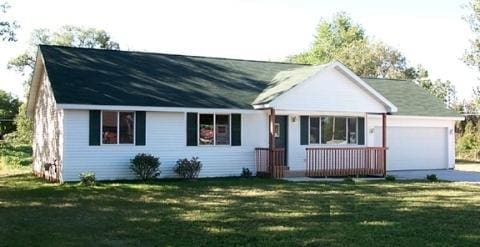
[375,127,448,170]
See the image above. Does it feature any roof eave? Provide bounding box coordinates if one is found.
[26,48,46,118]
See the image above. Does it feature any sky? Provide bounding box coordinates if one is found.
[0,0,478,101]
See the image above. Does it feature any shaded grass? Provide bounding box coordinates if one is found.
[0,142,32,176]
[1,175,480,246]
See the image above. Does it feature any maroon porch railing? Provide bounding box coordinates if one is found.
[305,147,386,177]
[255,148,285,178]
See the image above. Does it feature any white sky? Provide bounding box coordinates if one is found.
[0,0,478,100]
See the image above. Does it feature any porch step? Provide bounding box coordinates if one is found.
[284,170,306,178]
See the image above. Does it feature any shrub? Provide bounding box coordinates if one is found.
[426,174,438,182]
[130,153,161,181]
[241,167,252,178]
[456,121,480,161]
[0,142,32,167]
[174,157,202,179]
[79,171,96,186]
[385,175,396,181]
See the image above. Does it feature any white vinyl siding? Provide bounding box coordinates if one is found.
[32,72,63,180]
[270,67,388,113]
[62,110,268,181]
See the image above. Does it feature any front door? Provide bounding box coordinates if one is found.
[274,115,288,165]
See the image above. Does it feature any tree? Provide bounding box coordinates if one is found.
[288,12,416,79]
[0,90,20,139]
[290,12,458,106]
[0,1,18,42]
[415,68,457,108]
[7,26,120,144]
[8,103,33,144]
[473,86,480,110]
[463,0,480,70]
[8,25,120,78]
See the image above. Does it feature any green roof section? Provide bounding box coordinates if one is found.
[39,45,461,118]
[253,64,329,105]
[363,78,462,117]
[39,45,304,109]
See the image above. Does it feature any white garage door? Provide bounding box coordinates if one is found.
[375,127,448,170]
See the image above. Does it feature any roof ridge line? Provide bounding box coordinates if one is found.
[39,44,312,66]
[361,77,412,82]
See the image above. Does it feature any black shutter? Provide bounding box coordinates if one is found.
[89,110,101,146]
[300,116,309,145]
[358,117,365,145]
[231,114,241,146]
[135,111,146,146]
[186,112,198,146]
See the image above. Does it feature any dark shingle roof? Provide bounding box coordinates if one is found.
[363,78,462,117]
[39,45,461,117]
[40,45,304,109]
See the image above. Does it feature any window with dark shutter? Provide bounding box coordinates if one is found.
[135,111,146,146]
[300,116,308,145]
[231,114,241,146]
[358,117,365,145]
[89,110,101,146]
[186,112,198,146]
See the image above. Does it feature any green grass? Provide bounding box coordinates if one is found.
[0,141,32,176]
[1,175,480,246]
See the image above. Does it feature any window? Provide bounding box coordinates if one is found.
[215,115,230,145]
[102,111,135,144]
[119,112,135,144]
[304,116,363,145]
[199,114,232,146]
[309,117,320,144]
[199,114,214,145]
[274,123,280,138]
[102,111,117,144]
[321,117,347,144]
[333,117,347,143]
[348,117,357,144]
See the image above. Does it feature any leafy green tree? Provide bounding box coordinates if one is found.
[0,1,18,42]
[463,0,480,70]
[289,12,416,79]
[6,103,33,144]
[7,26,120,144]
[8,25,120,78]
[472,86,480,110]
[290,12,458,107]
[0,90,20,139]
[415,68,457,108]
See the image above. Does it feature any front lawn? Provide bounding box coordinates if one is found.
[1,175,480,246]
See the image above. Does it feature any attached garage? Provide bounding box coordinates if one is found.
[375,126,448,170]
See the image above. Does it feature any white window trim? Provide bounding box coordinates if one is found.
[307,115,364,146]
[100,111,136,145]
[198,113,232,146]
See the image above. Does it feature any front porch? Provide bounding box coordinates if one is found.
[255,147,386,178]
[255,108,388,178]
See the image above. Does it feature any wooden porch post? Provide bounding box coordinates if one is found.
[269,108,276,149]
[268,108,276,176]
[382,113,387,177]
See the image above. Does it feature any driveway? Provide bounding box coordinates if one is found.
[389,169,480,183]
